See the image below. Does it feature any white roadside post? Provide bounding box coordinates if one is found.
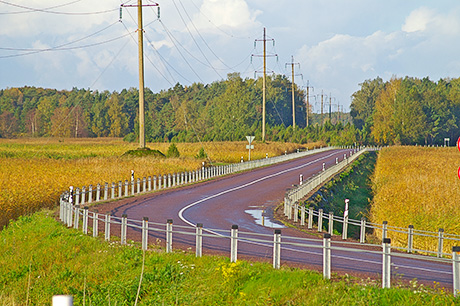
[342,199,349,240]
[246,136,255,161]
[52,295,73,306]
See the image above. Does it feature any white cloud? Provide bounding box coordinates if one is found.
[402,7,435,33]
[191,0,261,33]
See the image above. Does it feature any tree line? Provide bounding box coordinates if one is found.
[350,76,460,145]
[0,73,355,145]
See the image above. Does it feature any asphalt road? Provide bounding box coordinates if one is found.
[94,149,454,290]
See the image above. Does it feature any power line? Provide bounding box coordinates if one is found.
[0,0,83,15]
[0,0,117,15]
[171,0,223,79]
[159,20,204,83]
[0,30,132,59]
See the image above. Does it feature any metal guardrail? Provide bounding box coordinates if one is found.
[58,199,460,296]
[283,147,460,258]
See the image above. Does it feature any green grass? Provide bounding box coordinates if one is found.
[0,210,457,305]
[304,151,377,237]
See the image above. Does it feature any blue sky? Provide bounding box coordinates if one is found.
[1,0,460,112]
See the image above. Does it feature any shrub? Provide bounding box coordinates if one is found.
[166,143,180,158]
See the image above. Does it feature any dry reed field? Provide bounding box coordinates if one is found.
[0,138,321,228]
[370,146,460,253]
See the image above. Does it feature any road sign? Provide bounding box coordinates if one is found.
[246,136,255,161]
[457,136,460,151]
[246,136,255,144]
[458,166,460,180]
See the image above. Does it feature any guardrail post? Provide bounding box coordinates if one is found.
[307,207,313,229]
[159,175,163,189]
[323,233,331,279]
[438,228,444,258]
[382,221,388,239]
[172,173,176,187]
[111,182,115,199]
[75,188,80,206]
[168,174,172,188]
[196,223,203,258]
[73,207,80,229]
[148,176,152,191]
[102,183,107,200]
[136,178,140,193]
[318,209,323,232]
[124,180,129,196]
[164,175,167,188]
[82,207,88,234]
[87,185,93,203]
[273,229,281,269]
[153,176,157,190]
[360,218,366,243]
[328,212,334,235]
[81,186,86,205]
[131,178,135,195]
[104,214,111,241]
[142,177,146,192]
[382,238,391,289]
[67,202,73,227]
[453,246,460,297]
[166,219,173,253]
[231,225,238,263]
[407,225,414,253]
[142,217,148,251]
[96,184,100,202]
[342,215,349,240]
[118,181,122,197]
[300,205,305,226]
[293,203,298,223]
[121,214,127,245]
[93,212,98,238]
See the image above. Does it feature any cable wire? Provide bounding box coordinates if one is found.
[0,0,83,15]
[0,0,117,15]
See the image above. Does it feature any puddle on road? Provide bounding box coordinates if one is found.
[245,209,285,229]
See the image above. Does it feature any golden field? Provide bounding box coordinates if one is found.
[370,146,460,253]
[0,138,321,228]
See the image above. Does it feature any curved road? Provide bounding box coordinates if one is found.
[94,149,453,289]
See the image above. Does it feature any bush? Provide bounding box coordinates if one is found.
[123,133,136,143]
[196,147,207,159]
[166,143,180,158]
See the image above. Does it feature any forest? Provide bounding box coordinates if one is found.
[0,73,354,145]
[2,73,459,146]
[350,76,460,145]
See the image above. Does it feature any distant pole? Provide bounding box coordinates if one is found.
[321,91,324,127]
[291,56,295,130]
[262,28,266,142]
[138,0,145,148]
[329,93,332,120]
[306,84,309,127]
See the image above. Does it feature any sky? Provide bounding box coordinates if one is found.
[1,0,460,112]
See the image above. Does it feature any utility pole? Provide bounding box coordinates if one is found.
[321,91,324,127]
[252,28,276,142]
[121,1,159,149]
[329,93,332,121]
[285,56,301,130]
[305,81,313,127]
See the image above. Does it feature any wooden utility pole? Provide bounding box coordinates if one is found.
[138,0,145,148]
[286,56,300,130]
[121,1,159,149]
[253,28,276,141]
[263,28,266,141]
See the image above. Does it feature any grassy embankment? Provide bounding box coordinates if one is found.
[1,210,455,305]
[304,151,377,238]
[370,146,460,253]
[0,138,320,228]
